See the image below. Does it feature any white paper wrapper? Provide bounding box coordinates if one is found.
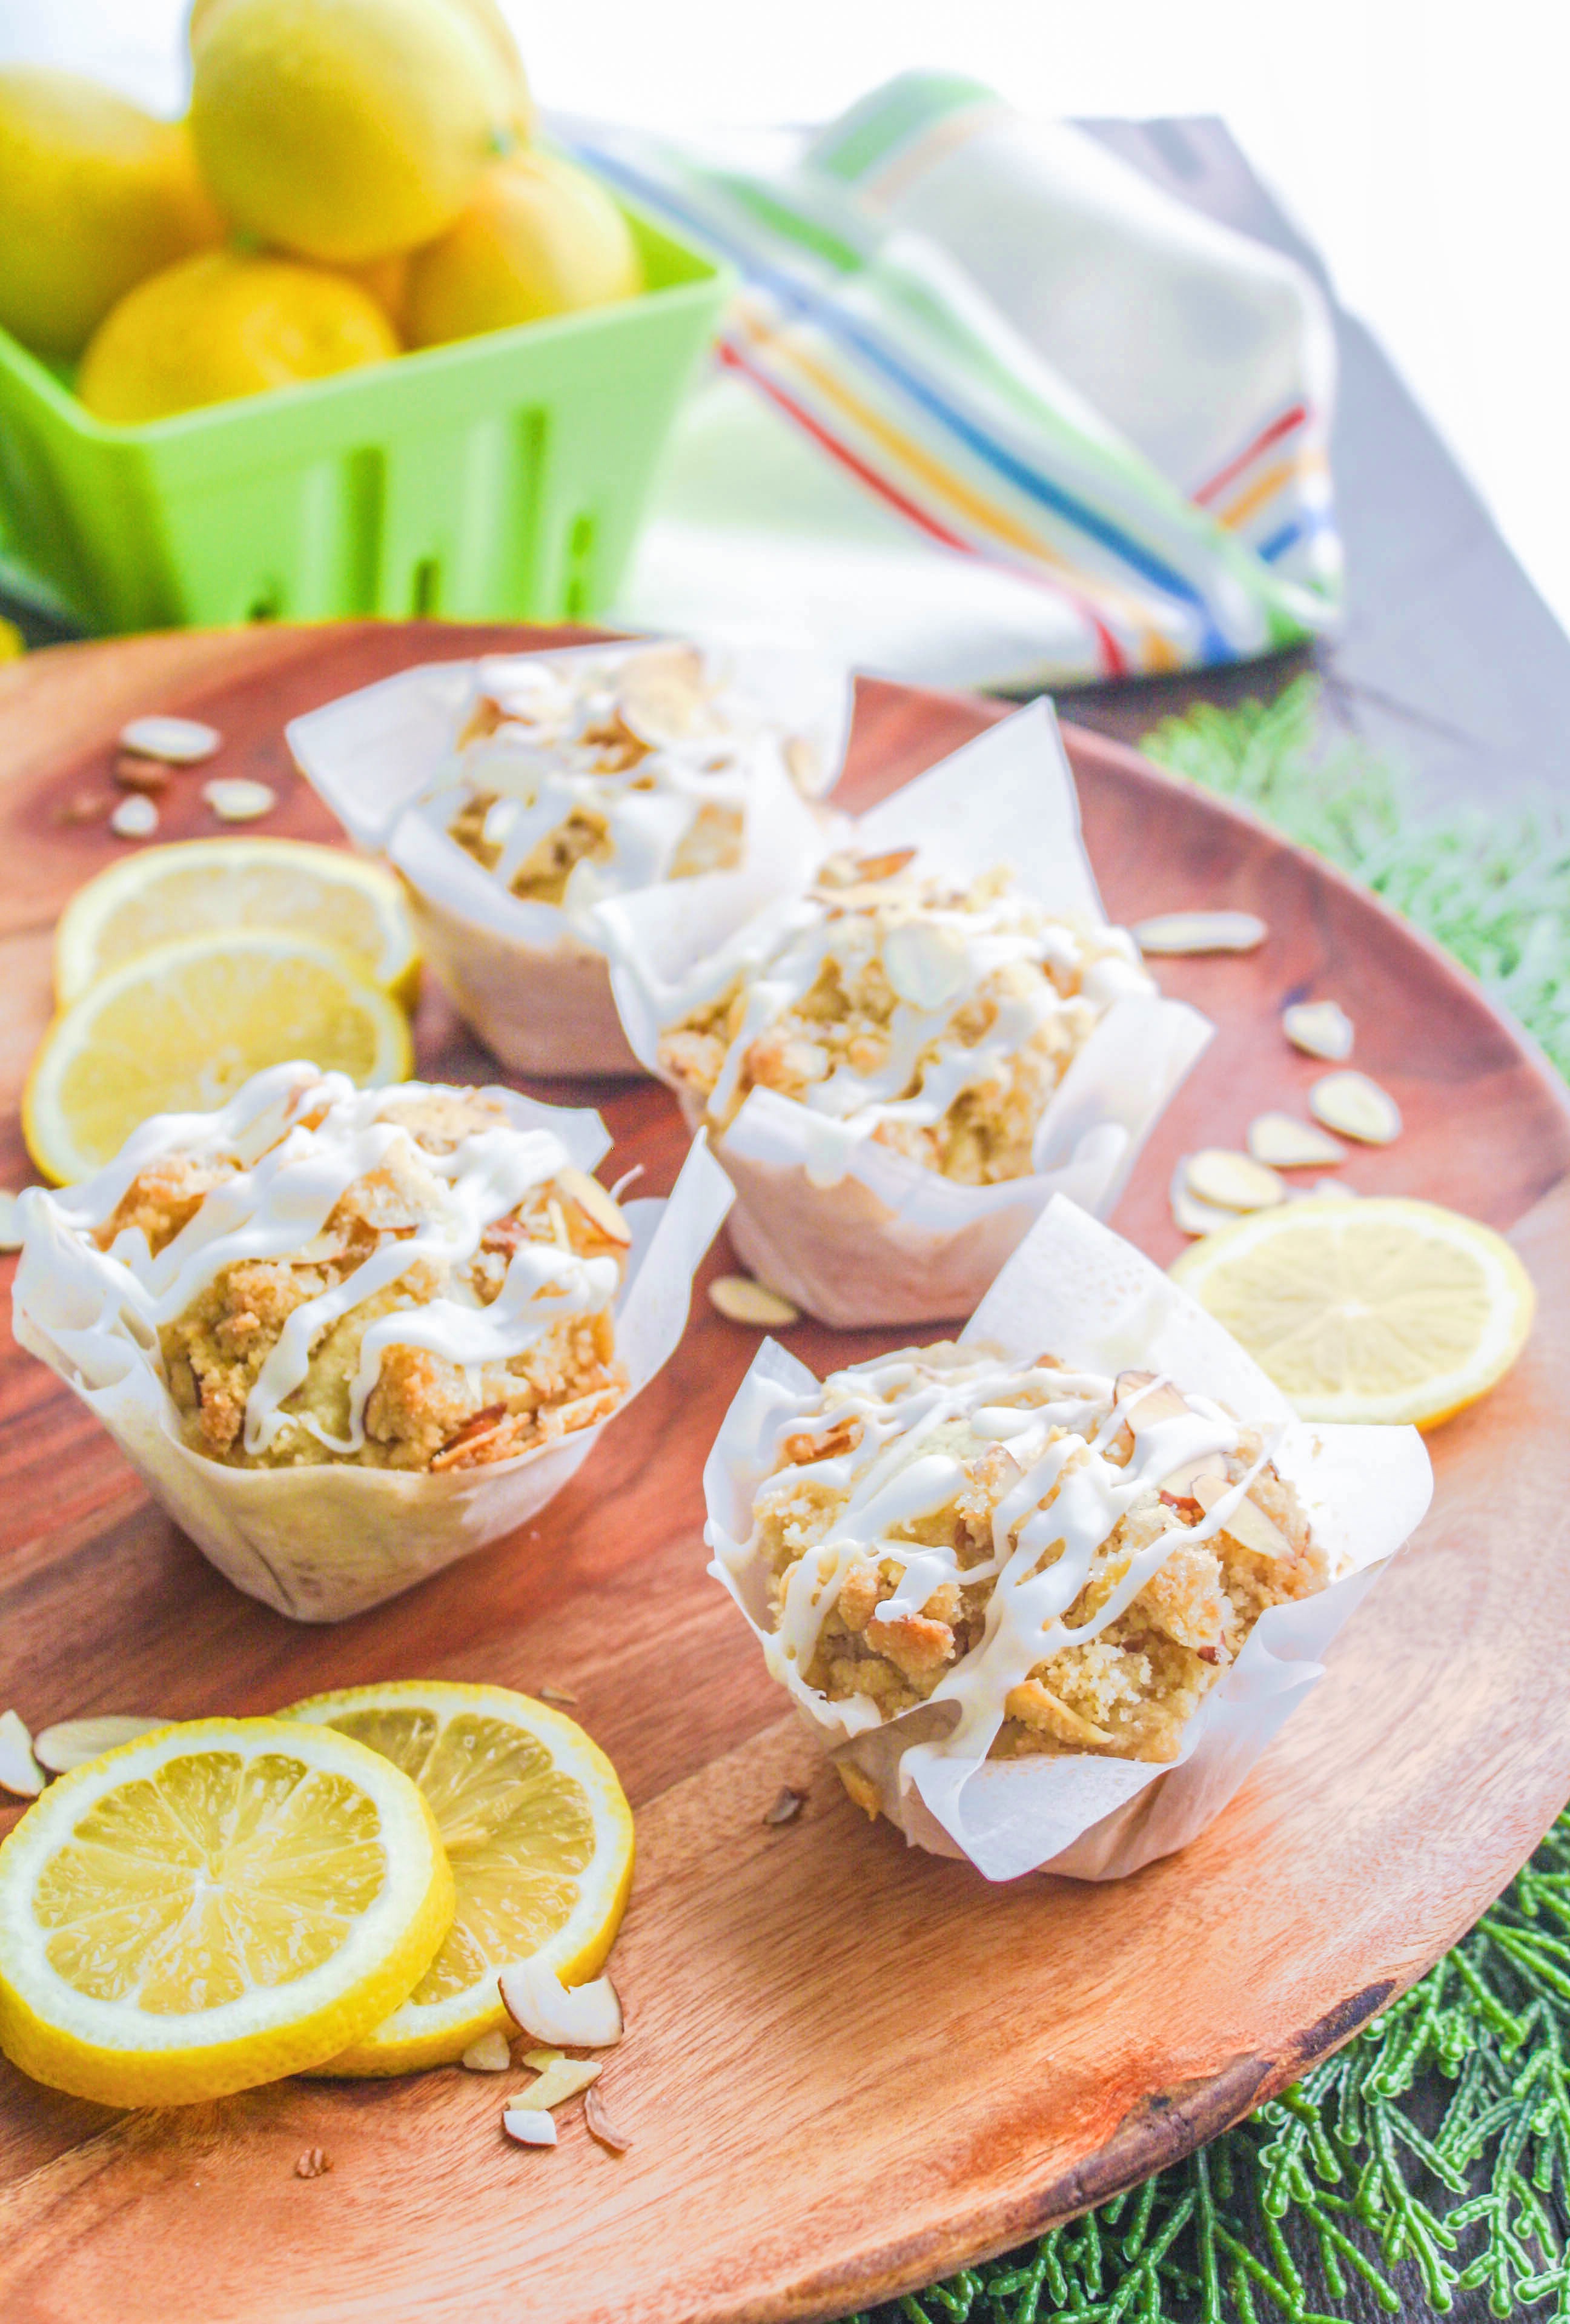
[603,700,1213,1325]
[286,638,852,1078]
[704,1195,1434,1882]
[12,1096,733,1623]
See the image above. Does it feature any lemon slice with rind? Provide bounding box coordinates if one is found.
[0,1717,454,2107]
[24,928,412,1184]
[1170,1196,1536,1428]
[279,1682,634,2076]
[53,838,418,1006]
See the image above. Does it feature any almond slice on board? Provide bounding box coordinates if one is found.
[1310,1071,1402,1145]
[0,1709,44,1796]
[1247,1113,1346,1170]
[525,2056,602,2110]
[1283,1000,1354,1061]
[1184,1150,1288,1213]
[1169,1164,1239,1239]
[502,2108,558,2147]
[119,715,221,765]
[709,1276,800,1328]
[33,1715,169,1774]
[1131,910,1267,955]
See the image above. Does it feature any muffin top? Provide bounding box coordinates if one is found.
[657,850,1156,1184]
[718,1342,1331,1770]
[434,642,818,916]
[71,1066,631,1472]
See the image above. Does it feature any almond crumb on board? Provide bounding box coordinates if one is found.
[119,715,222,765]
[109,795,159,839]
[461,2028,512,2073]
[1130,909,1267,955]
[202,777,276,823]
[709,1275,800,1328]
[56,790,110,825]
[113,755,170,794]
[294,2148,331,2179]
[763,1785,806,1826]
[537,1684,578,1706]
[584,2085,634,2154]
[502,2107,557,2148]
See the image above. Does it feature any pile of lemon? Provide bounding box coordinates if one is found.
[0,1681,634,2105]
[0,0,643,425]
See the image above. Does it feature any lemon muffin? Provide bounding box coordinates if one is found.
[726,1341,1334,1784]
[442,640,817,916]
[656,850,1158,1187]
[86,1067,631,1472]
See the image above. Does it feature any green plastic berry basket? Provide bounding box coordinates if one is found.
[0,200,729,637]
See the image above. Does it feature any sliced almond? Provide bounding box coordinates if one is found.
[709,1275,800,1328]
[522,2046,563,2071]
[583,2084,634,2153]
[763,1785,806,1826]
[1170,1168,1239,1238]
[1310,1070,1402,1145]
[1193,1472,1292,1560]
[0,1709,45,1797]
[525,2056,602,2110]
[1283,1000,1354,1061]
[617,644,710,745]
[1246,1113,1346,1170]
[203,776,276,823]
[498,1961,623,2050]
[294,2147,331,2179]
[1184,1149,1288,1213]
[882,919,971,1012]
[554,1165,632,1248]
[119,714,221,765]
[1115,1371,1192,1429]
[1131,910,1267,955]
[109,795,158,839]
[537,1683,578,1707]
[461,2028,512,2073]
[502,2108,558,2148]
[33,1715,169,1774]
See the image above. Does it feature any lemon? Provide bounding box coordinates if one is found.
[0,1717,454,2106]
[23,927,412,1184]
[1170,1196,1537,1428]
[0,68,222,359]
[190,0,517,264]
[279,1682,634,2075]
[407,153,643,347]
[78,250,398,425]
[53,837,419,1007]
[188,0,535,141]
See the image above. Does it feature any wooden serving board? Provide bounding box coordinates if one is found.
[1,623,1568,2324]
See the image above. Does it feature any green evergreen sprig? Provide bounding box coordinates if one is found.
[841,678,1570,2324]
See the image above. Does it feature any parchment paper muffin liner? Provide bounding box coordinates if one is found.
[13,1094,733,1623]
[287,638,852,1079]
[704,1195,1434,1881]
[604,700,1213,1325]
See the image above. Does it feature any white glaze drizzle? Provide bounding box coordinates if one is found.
[710,1345,1293,1768]
[665,876,1154,1180]
[421,647,793,924]
[48,1065,618,1456]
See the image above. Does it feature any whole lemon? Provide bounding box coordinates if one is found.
[406,153,643,347]
[190,0,516,263]
[0,68,223,358]
[78,250,399,424]
[188,0,534,137]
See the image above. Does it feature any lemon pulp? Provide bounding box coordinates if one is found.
[0,1718,454,2105]
[1170,1196,1536,1427]
[280,1682,634,2074]
[24,927,412,1184]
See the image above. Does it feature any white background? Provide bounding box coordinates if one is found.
[4,0,1567,638]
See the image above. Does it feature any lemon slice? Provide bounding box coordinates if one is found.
[54,837,418,1006]
[1170,1196,1536,1427]
[0,1717,454,2107]
[279,1682,634,2076]
[23,929,413,1184]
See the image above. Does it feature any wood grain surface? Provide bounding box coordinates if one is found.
[0,622,1568,2324]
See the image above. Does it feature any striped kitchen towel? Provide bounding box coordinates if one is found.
[563,74,1340,691]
